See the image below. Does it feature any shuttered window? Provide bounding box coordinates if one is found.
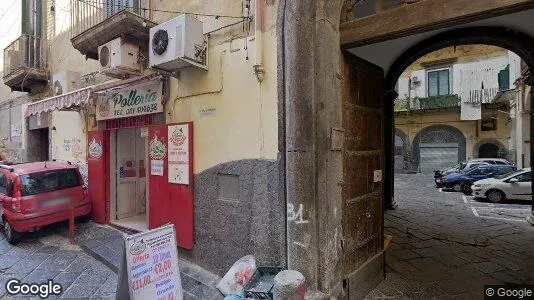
[427,69,450,97]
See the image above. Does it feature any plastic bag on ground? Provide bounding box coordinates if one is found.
[216,255,257,296]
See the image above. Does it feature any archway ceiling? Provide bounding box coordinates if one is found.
[347,8,534,74]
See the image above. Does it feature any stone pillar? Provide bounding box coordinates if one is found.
[283,0,319,288]
[384,90,398,210]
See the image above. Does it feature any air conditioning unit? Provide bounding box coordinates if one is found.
[149,14,207,72]
[98,37,141,78]
[52,71,81,96]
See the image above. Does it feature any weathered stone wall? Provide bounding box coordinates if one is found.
[181,158,286,276]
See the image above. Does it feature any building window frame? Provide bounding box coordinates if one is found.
[426,67,452,97]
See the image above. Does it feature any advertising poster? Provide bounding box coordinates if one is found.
[168,124,190,185]
[123,224,183,300]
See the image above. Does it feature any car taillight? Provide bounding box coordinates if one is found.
[12,177,22,212]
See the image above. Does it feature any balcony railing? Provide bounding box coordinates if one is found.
[394,94,460,112]
[70,0,150,38]
[3,34,46,77]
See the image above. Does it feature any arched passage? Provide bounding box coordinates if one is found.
[474,138,507,158]
[394,128,409,173]
[412,125,467,173]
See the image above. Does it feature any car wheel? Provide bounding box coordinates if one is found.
[3,220,20,244]
[487,190,504,203]
[452,184,462,192]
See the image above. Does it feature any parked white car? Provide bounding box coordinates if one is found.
[472,168,532,203]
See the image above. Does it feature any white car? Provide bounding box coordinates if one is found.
[472,168,532,203]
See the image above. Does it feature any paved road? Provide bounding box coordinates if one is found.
[0,224,117,299]
[367,173,534,299]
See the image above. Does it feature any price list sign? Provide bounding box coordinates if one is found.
[123,225,183,300]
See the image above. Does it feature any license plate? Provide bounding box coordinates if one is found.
[41,197,71,208]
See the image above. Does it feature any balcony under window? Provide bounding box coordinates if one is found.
[70,0,157,59]
[2,34,48,92]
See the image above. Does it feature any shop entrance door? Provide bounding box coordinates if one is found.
[115,127,148,230]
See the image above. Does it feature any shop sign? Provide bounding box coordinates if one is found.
[116,224,183,300]
[96,80,163,121]
[168,124,190,185]
[88,138,103,159]
[149,135,166,160]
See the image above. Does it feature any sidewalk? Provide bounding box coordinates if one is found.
[56,221,224,300]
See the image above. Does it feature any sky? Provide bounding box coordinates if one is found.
[0,0,22,72]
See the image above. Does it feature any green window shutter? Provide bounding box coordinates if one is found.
[498,65,510,91]
[428,69,450,96]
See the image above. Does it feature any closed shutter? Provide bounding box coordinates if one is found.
[419,143,459,173]
[419,128,461,173]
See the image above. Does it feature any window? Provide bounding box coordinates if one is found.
[427,69,450,96]
[20,170,81,196]
[515,172,531,182]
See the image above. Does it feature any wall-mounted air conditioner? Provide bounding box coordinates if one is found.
[98,37,141,78]
[149,14,207,72]
[52,71,81,96]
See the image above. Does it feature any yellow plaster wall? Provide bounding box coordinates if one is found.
[395,108,510,159]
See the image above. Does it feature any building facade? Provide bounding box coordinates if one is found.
[2,1,534,298]
[394,45,520,173]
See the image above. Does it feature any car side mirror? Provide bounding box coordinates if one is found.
[507,178,519,183]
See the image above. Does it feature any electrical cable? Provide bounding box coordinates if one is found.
[0,0,17,22]
[75,0,247,19]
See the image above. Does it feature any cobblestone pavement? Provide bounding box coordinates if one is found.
[0,224,117,299]
[366,173,534,299]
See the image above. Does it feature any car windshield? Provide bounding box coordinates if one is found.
[20,169,81,196]
[495,170,524,179]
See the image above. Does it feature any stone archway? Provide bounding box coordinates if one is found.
[474,139,506,158]
[394,128,409,173]
[412,125,467,173]
[279,0,534,298]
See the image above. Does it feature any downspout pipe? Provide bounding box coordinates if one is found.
[253,0,264,82]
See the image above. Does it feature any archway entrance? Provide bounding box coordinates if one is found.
[280,1,534,298]
[479,143,499,158]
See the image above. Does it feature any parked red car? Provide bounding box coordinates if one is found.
[0,161,90,244]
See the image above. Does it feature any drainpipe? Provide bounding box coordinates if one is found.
[253,0,264,83]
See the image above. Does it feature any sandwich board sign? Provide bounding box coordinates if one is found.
[116,224,183,300]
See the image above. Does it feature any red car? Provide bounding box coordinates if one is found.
[0,161,91,244]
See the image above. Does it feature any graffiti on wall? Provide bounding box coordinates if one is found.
[62,138,85,163]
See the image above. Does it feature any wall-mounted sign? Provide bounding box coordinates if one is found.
[88,137,103,159]
[151,160,164,176]
[168,124,190,185]
[481,119,497,131]
[116,224,183,300]
[149,135,166,160]
[10,124,21,138]
[198,107,216,117]
[96,80,163,120]
[373,170,382,183]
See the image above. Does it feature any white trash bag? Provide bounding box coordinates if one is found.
[216,255,257,296]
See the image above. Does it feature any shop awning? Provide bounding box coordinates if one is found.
[25,87,92,117]
[24,74,163,117]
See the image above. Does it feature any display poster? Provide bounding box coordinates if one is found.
[120,224,184,300]
[96,80,163,121]
[168,124,190,184]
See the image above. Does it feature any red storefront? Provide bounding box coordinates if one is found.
[26,76,194,249]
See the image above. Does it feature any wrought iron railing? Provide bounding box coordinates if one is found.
[70,0,150,37]
[3,34,46,77]
[394,94,460,111]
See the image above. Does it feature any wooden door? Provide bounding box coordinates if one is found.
[342,53,385,299]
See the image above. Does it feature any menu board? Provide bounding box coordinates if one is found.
[123,225,183,300]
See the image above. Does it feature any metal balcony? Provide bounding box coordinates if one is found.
[394,94,460,112]
[70,0,156,59]
[2,34,48,92]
